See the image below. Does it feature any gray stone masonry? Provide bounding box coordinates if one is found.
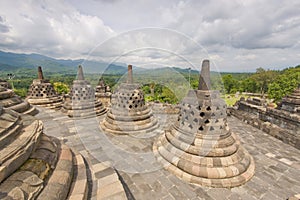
[36,102,300,199]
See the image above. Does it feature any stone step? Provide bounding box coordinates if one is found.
[0,134,59,199]
[0,91,37,116]
[37,144,74,200]
[0,117,23,148]
[36,101,62,110]
[67,152,89,200]
[0,120,43,183]
[40,102,62,110]
[27,97,62,110]
[100,119,159,136]
[64,108,107,119]
[34,106,129,199]
[7,100,31,114]
[23,105,39,116]
[91,161,128,200]
[0,96,23,107]
[0,110,19,123]
[0,90,14,100]
[106,108,153,120]
[63,100,104,110]
[0,109,22,145]
[0,170,44,199]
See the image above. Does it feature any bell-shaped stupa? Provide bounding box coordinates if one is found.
[62,65,107,118]
[27,66,62,109]
[100,65,159,137]
[153,60,255,188]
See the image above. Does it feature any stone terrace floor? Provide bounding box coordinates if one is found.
[35,107,300,200]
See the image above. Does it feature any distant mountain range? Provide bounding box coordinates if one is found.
[0,50,200,75]
[0,50,130,74]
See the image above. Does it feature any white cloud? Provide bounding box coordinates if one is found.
[0,0,299,71]
[234,54,257,61]
[0,0,115,58]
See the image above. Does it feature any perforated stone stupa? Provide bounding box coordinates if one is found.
[27,66,62,109]
[100,65,159,136]
[153,60,255,188]
[62,65,107,118]
[95,77,112,107]
[0,105,88,199]
[0,86,37,115]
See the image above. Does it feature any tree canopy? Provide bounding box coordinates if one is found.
[1,64,299,104]
[268,66,300,101]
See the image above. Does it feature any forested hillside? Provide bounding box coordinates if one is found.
[1,65,299,103]
[221,65,300,101]
[0,51,298,103]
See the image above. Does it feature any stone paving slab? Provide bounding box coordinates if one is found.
[35,107,300,200]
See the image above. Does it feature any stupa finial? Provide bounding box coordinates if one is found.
[198,60,211,90]
[77,65,85,80]
[127,65,133,84]
[37,66,44,80]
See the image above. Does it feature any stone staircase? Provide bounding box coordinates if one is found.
[34,106,130,199]
[0,86,37,115]
[0,106,90,199]
[68,152,88,200]
[89,159,128,200]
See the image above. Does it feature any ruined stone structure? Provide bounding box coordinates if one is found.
[260,86,300,148]
[62,65,107,118]
[0,106,88,199]
[230,85,300,149]
[148,102,180,114]
[100,65,159,136]
[235,97,266,116]
[95,77,112,107]
[27,66,62,109]
[0,86,37,115]
[153,60,255,188]
[277,85,300,113]
[261,92,299,131]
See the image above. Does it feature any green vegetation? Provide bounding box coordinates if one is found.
[268,67,300,101]
[53,82,70,94]
[222,74,238,94]
[142,83,178,104]
[1,64,299,105]
[221,65,299,102]
[221,94,247,107]
[251,67,279,95]
[14,88,27,98]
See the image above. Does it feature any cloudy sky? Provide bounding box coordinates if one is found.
[0,0,299,72]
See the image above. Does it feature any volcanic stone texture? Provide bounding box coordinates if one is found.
[154,60,255,188]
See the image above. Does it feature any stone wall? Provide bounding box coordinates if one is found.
[147,102,180,114]
[228,107,300,150]
[260,108,300,131]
